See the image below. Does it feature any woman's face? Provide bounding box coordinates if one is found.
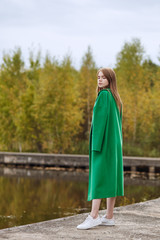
[97,71,109,88]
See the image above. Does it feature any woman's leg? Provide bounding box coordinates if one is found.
[90,199,101,219]
[106,197,116,219]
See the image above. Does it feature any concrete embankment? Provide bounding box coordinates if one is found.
[0,197,160,240]
[0,152,160,175]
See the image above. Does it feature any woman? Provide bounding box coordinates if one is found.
[77,67,124,230]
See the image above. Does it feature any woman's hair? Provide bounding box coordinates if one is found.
[96,67,122,115]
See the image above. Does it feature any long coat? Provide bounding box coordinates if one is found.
[87,88,124,201]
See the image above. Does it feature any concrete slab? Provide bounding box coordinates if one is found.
[0,197,160,240]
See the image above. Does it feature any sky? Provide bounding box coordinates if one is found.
[0,0,160,69]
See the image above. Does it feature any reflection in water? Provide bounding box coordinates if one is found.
[0,168,159,230]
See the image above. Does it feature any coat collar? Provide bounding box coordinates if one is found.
[98,88,111,96]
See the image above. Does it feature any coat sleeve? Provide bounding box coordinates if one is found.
[91,91,110,152]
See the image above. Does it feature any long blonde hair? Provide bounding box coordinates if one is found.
[96,67,122,115]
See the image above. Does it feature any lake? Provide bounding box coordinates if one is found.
[0,167,159,230]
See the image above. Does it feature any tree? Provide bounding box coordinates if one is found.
[0,48,26,151]
[34,54,83,153]
[16,50,44,152]
[78,46,97,140]
[116,38,145,89]
[115,38,145,143]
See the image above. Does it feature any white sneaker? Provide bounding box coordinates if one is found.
[77,214,102,230]
[100,214,115,226]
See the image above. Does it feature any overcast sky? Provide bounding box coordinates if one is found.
[0,0,160,69]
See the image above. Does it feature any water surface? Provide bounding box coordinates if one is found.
[0,167,159,229]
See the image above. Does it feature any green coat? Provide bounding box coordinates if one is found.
[87,88,124,201]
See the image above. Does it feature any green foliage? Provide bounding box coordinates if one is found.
[0,41,159,156]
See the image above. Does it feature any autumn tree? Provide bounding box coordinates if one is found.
[115,38,145,145]
[0,48,26,151]
[15,50,44,152]
[34,54,83,153]
[78,46,97,141]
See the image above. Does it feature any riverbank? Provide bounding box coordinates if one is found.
[0,197,159,239]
